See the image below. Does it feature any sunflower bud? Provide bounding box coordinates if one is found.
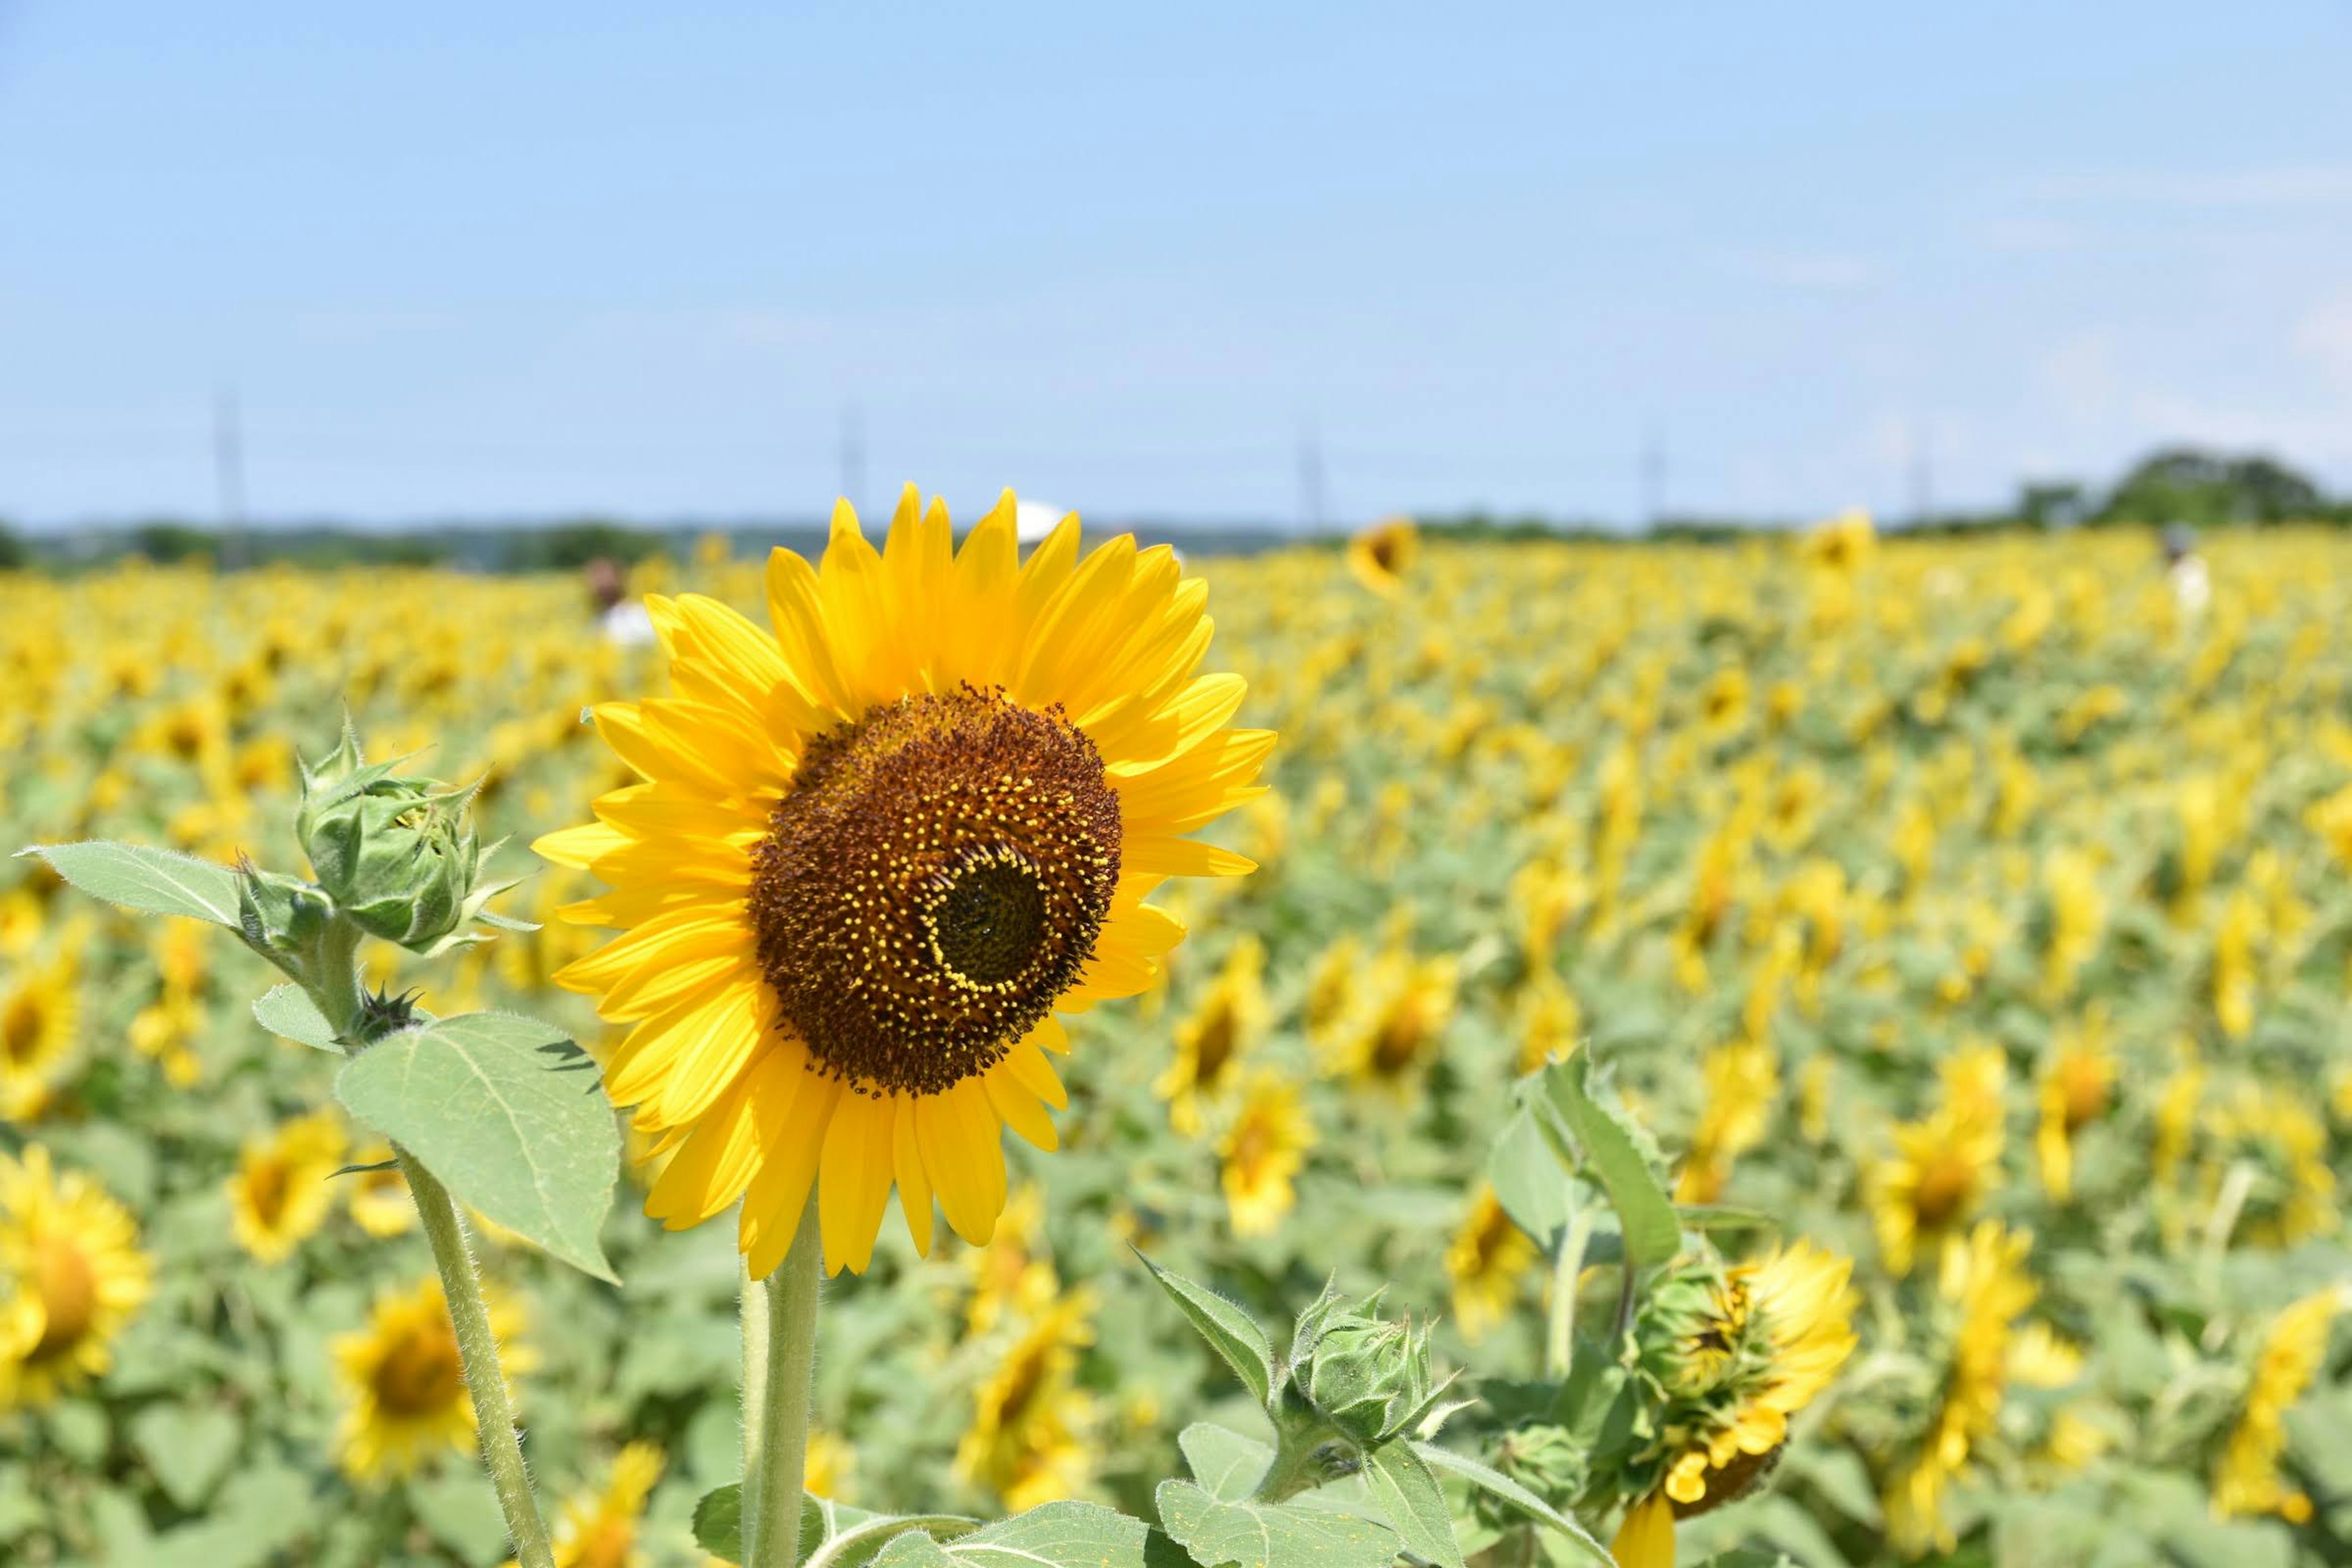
[1477,1425,1587,1527]
[295,726,507,954]
[1290,1291,1451,1450]
[236,860,333,959]
[1629,1256,1747,1400]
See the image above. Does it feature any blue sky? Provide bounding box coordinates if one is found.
[5,3,2350,530]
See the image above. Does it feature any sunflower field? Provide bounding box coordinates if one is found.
[2,506,2351,1568]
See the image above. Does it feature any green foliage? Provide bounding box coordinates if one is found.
[1539,1055,1680,1274]
[335,1011,621,1281]
[253,983,341,1052]
[18,840,243,926]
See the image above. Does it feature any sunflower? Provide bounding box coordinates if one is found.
[1218,1071,1315,1238]
[2200,1082,2337,1249]
[538,488,1269,1276]
[1154,935,1267,1136]
[1346,516,1419,597]
[1675,1040,1778,1206]
[2034,1012,2115,1202]
[334,1275,535,1482]
[965,1185,1057,1335]
[0,954,79,1121]
[227,1110,349,1264]
[516,1441,664,1568]
[1883,1221,2036,1557]
[1513,973,1581,1077]
[0,1145,154,1409]
[1868,1049,2007,1276]
[345,1139,418,1238]
[1610,1242,1857,1568]
[955,1294,1096,1511]
[1329,945,1458,1098]
[1445,1185,1537,1343]
[2213,1286,2347,1522]
[127,921,207,1087]
[803,1428,855,1500]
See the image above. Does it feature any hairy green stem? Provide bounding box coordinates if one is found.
[401,1149,557,1568]
[1544,1207,1595,1379]
[309,916,368,1042]
[745,1197,823,1568]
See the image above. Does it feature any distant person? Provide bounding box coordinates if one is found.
[2162,524,2210,617]
[586,556,657,647]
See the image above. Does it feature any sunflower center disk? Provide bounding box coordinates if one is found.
[750,688,1122,1097]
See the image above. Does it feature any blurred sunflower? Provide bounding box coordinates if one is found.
[1612,1242,1857,1568]
[1676,1040,1777,1206]
[227,1110,349,1264]
[2200,1082,2336,1249]
[345,1139,417,1238]
[1444,1185,1537,1343]
[803,1428,855,1499]
[334,1275,535,1482]
[1328,946,1458,1098]
[514,1440,663,1568]
[965,1185,1056,1335]
[2033,1013,2115,1202]
[2212,1285,2346,1523]
[539,488,1270,1276]
[1513,973,1581,1077]
[1346,516,1419,597]
[1155,935,1267,1136]
[1218,1071,1314,1238]
[0,953,79,1121]
[954,1294,1095,1511]
[1869,1047,2007,1275]
[0,1145,154,1409]
[1884,1221,2036,1556]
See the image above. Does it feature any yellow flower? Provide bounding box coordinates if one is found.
[1675,1039,1777,1206]
[1885,1222,2036,1556]
[1218,1072,1315,1238]
[2200,1083,2336,1249]
[538,488,1270,1276]
[1514,973,1581,1077]
[334,1275,534,1482]
[965,1185,1057,1336]
[803,1428,854,1499]
[2039,848,2105,999]
[1329,946,1458,1097]
[2034,1012,2115,1202]
[0,953,79,1121]
[1613,1242,1857,1567]
[345,1139,417,1238]
[1445,1185,1536,1343]
[518,1441,665,1568]
[1800,508,1875,573]
[955,1294,1095,1511]
[1346,516,1419,597]
[2213,1286,2347,1522]
[1868,1069,2003,1278]
[0,1145,154,1409]
[1154,935,1267,1136]
[227,1110,349,1265]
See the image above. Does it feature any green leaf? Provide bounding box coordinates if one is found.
[869,1502,1185,1566]
[1412,1442,1612,1566]
[1488,1106,1575,1251]
[1135,1251,1276,1409]
[410,1466,513,1564]
[336,1011,620,1281]
[1541,1055,1679,1274]
[1676,1204,1779,1237]
[695,1482,744,1563]
[1358,1442,1464,1568]
[18,842,241,926]
[1178,1422,1274,1502]
[254,984,341,1052]
[804,1513,984,1568]
[129,1404,239,1510]
[1156,1480,1400,1568]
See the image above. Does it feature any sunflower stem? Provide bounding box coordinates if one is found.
[309,914,368,1046]
[401,1148,557,1568]
[1545,1206,1594,1379]
[745,1196,823,1568]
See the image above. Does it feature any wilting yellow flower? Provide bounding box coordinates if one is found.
[1611,1242,1857,1568]
[1445,1186,1537,1343]
[1218,1072,1315,1238]
[1346,516,1419,597]
[0,954,79,1121]
[2034,1012,2116,1202]
[1885,1222,2036,1556]
[227,1110,349,1264]
[1675,1040,1777,1206]
[1329,946,1458,1097]
[0,1145,154,1409]
[1155,935,1267,1136]
[334,1276,533,1482]
[516,1441,664,1568]
[538,488,1270,1276]
[345,1140,417,1238]
[955,1294,1095,1511]
[2213,1286,2347,1523]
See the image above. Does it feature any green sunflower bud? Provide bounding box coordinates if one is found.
[1629,1256,1744,1399]
[1293,1291,1450,1449]
[236,859,333,959]
[295,723,512,954]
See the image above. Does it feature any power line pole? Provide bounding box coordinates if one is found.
[1297,423,1325,533]
[1640,424,1667,532]
[215,386,247,568]
[839,403,865,515]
